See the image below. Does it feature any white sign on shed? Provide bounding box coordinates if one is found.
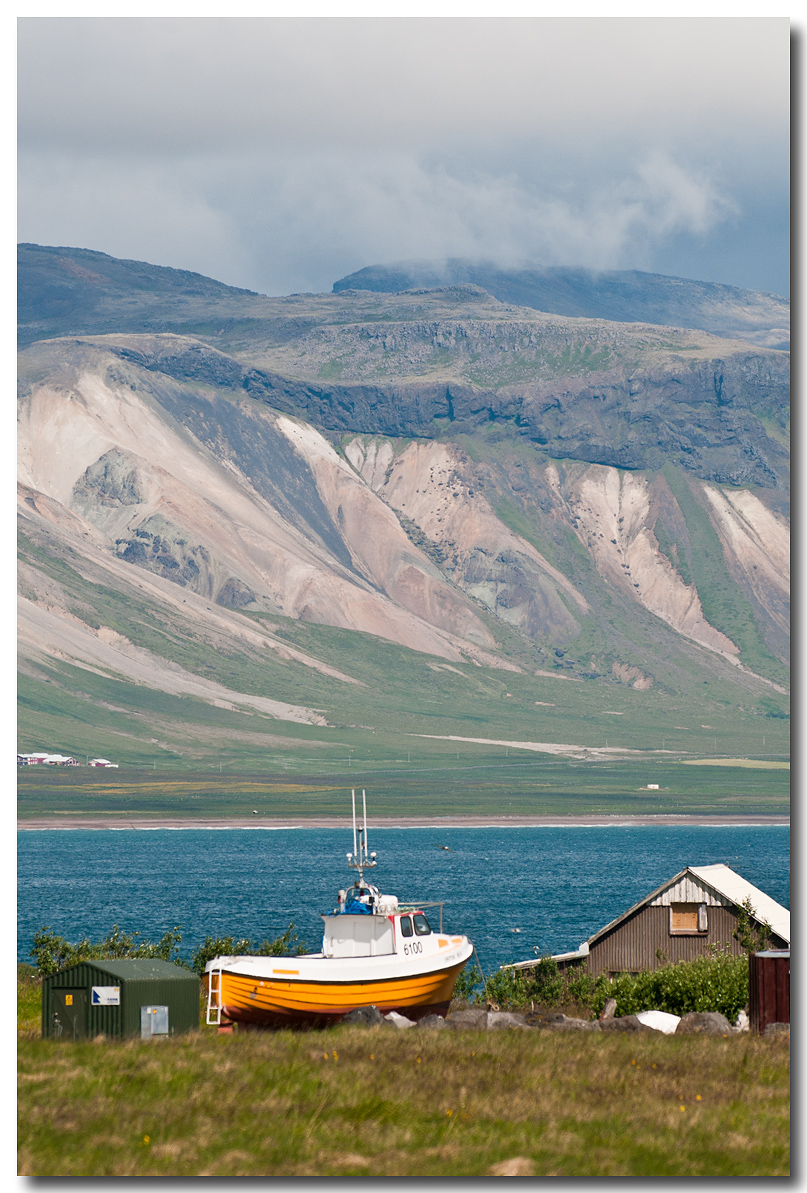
[91,986,121,1005]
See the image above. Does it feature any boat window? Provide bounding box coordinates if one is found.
[399,916,413,938]
[413,914,432,937]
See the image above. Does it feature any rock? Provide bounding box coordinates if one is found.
[384,1011,416,1029]
[488,1157,536,1177]
[601,998,617,1021]
[341,1005,385,1026]
[675,1011,734,1036]
[417,1014,447,1030]
[487,1011,529,1030]
[635,1010,681,1035]
[763,1022,790,1037]
[547,1015,600,1032]
[445,1008,489,1030]
[598,1015,651,1033]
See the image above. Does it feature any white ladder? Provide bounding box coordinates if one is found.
[206,968,223,1026]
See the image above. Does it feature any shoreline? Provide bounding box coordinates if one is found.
[17,814,790,831]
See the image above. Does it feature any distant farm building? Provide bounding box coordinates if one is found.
[506,864,790,979]
[88,759,119,768]
[18,752,79,766]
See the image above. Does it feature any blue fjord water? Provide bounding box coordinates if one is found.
[17,825,789,972]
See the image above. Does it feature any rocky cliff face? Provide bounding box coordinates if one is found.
[106,326,789,493]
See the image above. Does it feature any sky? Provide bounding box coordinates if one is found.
[17,17,790,298]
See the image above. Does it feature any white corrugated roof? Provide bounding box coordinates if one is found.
[688,864,790,945]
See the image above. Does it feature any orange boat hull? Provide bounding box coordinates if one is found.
[212,959,467,1028]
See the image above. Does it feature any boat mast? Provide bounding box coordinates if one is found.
[348,787,377,885]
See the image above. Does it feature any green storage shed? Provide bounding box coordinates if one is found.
[41,959,199,1040]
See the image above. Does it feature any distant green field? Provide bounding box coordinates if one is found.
[18,753,790,819]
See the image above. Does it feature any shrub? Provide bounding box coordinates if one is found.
[191,924,306,975]
[732,896,773,953]
[29,923,305,977]
[452,960,484,1003]
[589,952,749,1022]
[473,951,749,1022]
[31,925,185,976]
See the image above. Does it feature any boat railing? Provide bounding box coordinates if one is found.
[397,900,445,932]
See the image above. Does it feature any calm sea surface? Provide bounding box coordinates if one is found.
[17,826,790,971]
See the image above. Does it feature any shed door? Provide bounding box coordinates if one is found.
[53,989,87,1040]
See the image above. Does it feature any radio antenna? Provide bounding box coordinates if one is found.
[347,787,377,883]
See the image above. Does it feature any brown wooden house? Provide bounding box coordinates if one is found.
[506,864,790,979]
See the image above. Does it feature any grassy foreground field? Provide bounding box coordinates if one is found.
[18,978,789,1177]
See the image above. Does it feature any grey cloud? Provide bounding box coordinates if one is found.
[17,145,745,295]
[19,18,789,154]
[17,18,790,297]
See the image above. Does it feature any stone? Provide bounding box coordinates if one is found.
[341,1005,385,1026]
[417,1014,447,1030]
[763,1022,790,1037]
[547,1014,600,1032]
[487,1011,529,1030]
[384,1011,416,1029]
[446,1008,489,1030]
[598,1015,651,1033]
[601,998,617,1021]
[635,1010,681,1034]
[675,1011,734,1036]
[488,1157,536,1177]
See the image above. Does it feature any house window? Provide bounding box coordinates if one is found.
[669,903,708,934]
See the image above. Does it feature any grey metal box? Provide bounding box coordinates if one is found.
[141,1004,169,1038]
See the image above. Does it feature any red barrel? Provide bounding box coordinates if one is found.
[749,950,790,1034]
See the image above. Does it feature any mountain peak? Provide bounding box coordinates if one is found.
[332,259,789,351]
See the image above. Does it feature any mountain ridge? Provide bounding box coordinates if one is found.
[332,259,790,350]
[17,245,789,773]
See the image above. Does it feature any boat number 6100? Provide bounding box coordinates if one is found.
[403,941,423,956]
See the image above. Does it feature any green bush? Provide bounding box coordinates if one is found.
[31,925,185,976]
[30,923,306,977]
[452,960,484,1002]
[474,952,749,1022]
[190,924,306,975]
[590,953,749,1022]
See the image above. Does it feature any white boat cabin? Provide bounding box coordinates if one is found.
[321,882,436,958]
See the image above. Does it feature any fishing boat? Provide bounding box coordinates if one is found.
[205,790,473,1028]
